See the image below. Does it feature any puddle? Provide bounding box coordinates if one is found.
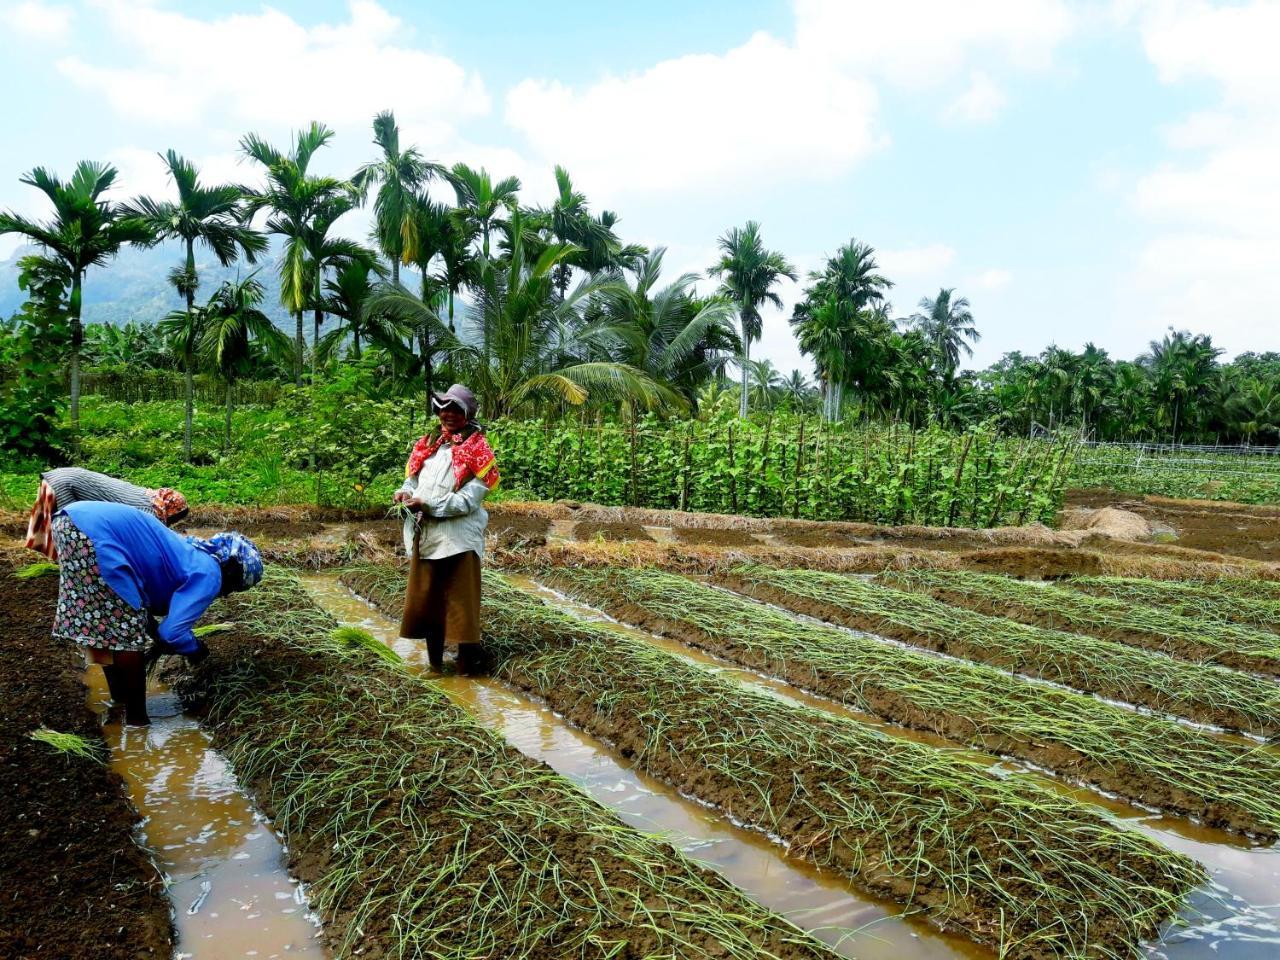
[515,576,1280,959]
[84,668,324,959]
[298,571,991,960]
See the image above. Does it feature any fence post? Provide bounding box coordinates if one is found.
[793,419,805,519]
[679,426,691,513]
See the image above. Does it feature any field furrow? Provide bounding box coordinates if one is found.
[542,565,1280,837]
[697,566,1279,736]
[1065,576,1280,636]
[182,568,837,960]
[342,563,1203,960]
[876,569,1280,678]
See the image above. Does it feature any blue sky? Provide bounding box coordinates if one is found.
[2,0,1276,375]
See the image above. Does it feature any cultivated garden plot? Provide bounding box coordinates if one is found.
[341,563,1203,960]
[699,566,1280,737]
[543,566,1280,837]
[875,569,1280,678]
[178,568,836,960]
[1064,576,1280,635]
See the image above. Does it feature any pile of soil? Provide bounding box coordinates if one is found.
[488,513,551,549]
[573,520,655,542]
[1059,507,1153,541]
[0,554,172,958]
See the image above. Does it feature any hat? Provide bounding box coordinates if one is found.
[188,531,264,589]
[431,383,478,420]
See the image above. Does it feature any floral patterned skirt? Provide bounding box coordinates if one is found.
[51,514,150,653]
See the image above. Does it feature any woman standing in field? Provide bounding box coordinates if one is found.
[394,384,500,675]
[49,500,262,726]
[26,467,189,560]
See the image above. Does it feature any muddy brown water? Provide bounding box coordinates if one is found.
[298,571,991,960]
[84,669,325,959]
[509,574,1280,959]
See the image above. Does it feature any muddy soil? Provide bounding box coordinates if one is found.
[489,513,551,548]
[671,526,762,547]
[181,578,832,960]
[573,520,655,542]
[1066,489,1280,561]
[343,565,1200,960]
[0,553,172,959]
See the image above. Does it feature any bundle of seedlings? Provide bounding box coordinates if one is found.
[341,564,1204,960]
[708,567,1279,736]
[184,568,836,960]
[876,569,1280,679]
[1065,576,1280,638]
[545,566,1280,838]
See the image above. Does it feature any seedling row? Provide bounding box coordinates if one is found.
[1064,575,1280,637]
[342,563,1202,960]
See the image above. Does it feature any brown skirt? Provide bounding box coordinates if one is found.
[400,549,482,670]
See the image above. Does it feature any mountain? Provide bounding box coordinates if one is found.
[0,240,294,328]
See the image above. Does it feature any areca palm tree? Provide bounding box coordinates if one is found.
[124,150,265,460]
[708,221,796,419]
[241,122,358,384]
[352,110,440,287]
[316,259,403,362]
[910,287,979,380]
[0,161,153,432]
[197,273,292,449]
[446,163,520,262]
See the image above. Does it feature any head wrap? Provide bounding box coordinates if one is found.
[149,487,189,524]
[431,383,478,421]
[405,429,500,491]
[188,531,264,588]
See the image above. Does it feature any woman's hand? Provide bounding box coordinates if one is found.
[393,490,410,504]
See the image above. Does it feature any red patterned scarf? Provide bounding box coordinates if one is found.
[24,480,58,560]
[405,427,500,491]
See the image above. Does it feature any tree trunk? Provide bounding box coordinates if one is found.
[419,328,432,401]
[448,288,456,333]
[224,379,233,452]
[69,271,83,437]
[184,238,196,462]
[313,266,324,383]
[391,255,399,288]
[294,311,303,386]
[352,330,361,361]
[739,336,750,420]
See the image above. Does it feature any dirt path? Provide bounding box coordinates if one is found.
[0,554,172,959]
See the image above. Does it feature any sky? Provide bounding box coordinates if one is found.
[0,0,1276,377]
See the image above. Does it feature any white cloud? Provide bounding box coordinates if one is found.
[505,31,883,198]
[944,72,1009,123]
[56,0,489,139]
[6,0,70,40]
[793,0,1074,87]
[1124,0,1280,356]
[973,268,1013,290]
[878,243,956,277]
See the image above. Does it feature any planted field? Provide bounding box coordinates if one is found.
[185,568,835,960]
[1066,576,1280,634]
[342,563,1202,960]
[708,566,1280,736]
[544,566,1280,837]
[876,569,1280,678]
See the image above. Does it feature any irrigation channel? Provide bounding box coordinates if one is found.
[298,570,1280,959]
[86,663,324,958]
[297,571,987,960]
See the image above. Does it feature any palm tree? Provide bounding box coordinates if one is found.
[747,358,785,410]
[910,287,979,380]
[782,369,813,411]
[197,273,291,449]
[123,150,265,460]
[241,122,356,384]
[352,110,439,287]
[0,161,153,432]
[317,259,401,362]
[708,221,796,419]
[1142,330,1222,441]
[446,163,520,262]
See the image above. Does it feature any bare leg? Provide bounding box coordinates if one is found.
[101,664,126,705]
[113,651,149,726]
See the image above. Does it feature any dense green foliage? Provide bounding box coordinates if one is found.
[1070,442,1280,504]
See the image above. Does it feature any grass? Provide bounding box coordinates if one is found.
[190,568,834,960]
[875,569,1280,679]
[544,565,1280,839]
[1066,576,1280,635]
[329,624,403,664]
[28,727,104,763]
[731,568,1280,737]
[342,563,1203,960]
[14,561,58,580]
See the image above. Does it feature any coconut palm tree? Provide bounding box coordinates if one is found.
[910,287,979,380]
[352,110,440,287]
[123,150,266,460]
[446,163,520,262]
[747,358,785,410]
[782,369,813,411]
[197,273,292,450]
[241,122,358,384]
[708,221,796,419]
[0,161,153,432]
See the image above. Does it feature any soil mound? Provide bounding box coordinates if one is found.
[1061,507,1153,541]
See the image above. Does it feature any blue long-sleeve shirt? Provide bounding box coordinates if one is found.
[61,501,220,654]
